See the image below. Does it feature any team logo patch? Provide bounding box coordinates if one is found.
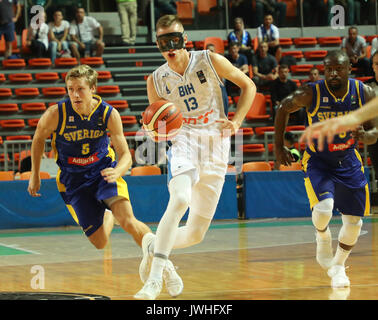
[197,70,207,84]
[322,97,329,103]
[69,116,74,122]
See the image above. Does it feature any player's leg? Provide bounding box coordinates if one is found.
[87,209,115,249]
[134,172,193,300]
[327,185,367,288]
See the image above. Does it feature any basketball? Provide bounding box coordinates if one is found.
[142,100,183,142]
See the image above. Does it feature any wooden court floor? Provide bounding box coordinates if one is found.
[0,214,378,300]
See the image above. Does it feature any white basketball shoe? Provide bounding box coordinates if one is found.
[327,265,350,288]
[134,278,163,300]
[139,233,155,283]
[163,260,184,297]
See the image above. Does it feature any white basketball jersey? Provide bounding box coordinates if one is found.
[152,50,229,132]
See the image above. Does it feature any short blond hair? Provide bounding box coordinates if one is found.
[156,15,183,31]
[65,64,98,88]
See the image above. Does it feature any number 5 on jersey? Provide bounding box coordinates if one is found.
[82,143,90,155]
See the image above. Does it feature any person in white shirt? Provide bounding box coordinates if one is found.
[26,11,49,58]
[69,7,105,60]
[48,10,70,64]
[371,37,378,58]
[257,13,281,62]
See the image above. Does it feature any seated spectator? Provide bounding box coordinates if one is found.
[270,64,297,118]
[205,43,216,53]
[302,66,321,84]
[48,10,71,64]
[69,7,105,60]
[341,26,371,76]
[257,13,282,62]
[255,0,287,27]
[26,11,49,58]
[227,17,254,65]
[225,42,249,96]
[365,51,378,96]
[252,41,278,89]
[0,0,21,59]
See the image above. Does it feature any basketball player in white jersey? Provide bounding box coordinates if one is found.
[134,15,257,300]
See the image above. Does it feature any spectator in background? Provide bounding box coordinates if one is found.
[252,41,278,89]
[69,7,105,60]
[26,11,49,58]
[225,42,249,96]
[0,0,21,59]
[255,0,287,27]
[270,64,297,119]
[227,17,254,65]
[48,10,71,64]
[301,0,328,26]
[257,13,282,63]
[302,67,321,84]
[274,131,301,169]
[341,26,371,75]
[229,0,253,27]
[116,0,138,45]
[371,37,378,57]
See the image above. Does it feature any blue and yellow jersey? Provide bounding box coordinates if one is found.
[305,79,365,161]
[52,95,115,174]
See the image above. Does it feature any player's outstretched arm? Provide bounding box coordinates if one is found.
[274,85,312,165]
[209,51,257,136]
[28,105,59,197]
[103,108,132,183]
[300,89,378,150]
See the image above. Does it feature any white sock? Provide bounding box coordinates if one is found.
[148,256,167,281]
[332,245,351,266]
[317,227,332,240]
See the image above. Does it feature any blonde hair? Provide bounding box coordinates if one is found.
[65,64,98,88]
[156,15,183,31]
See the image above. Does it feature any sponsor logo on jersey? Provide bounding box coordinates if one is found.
[196,70,207,84]
[68,152,100,166]
[328,138,355,152]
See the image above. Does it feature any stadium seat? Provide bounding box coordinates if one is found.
[0,103,18,112]
[0,36,5,54]
[254,126,275,136]
[80,57,104,66]
[20,171,51,180]
[2,59,26,68]
[245,93,270,120]
[279,38,293,46]
[6,135,31,140]
[241,144,266,153]
[0,73,5,82]
[176,0,195,24]
[293,37,317,46]
[242,161,271,172]
[286,125,305,131]
[97,71,112,81]
[290,64,314,74]
[0,88,12,98]
[197,0,217,15]
[54,57,78,67]
[123,131,138,137]
[130,165,161,176]
[28,58,52,67]
[35,72,59,81]
[27,118,40,127]
[315,64,324,73]
[355,76,373,82]
[279,0,297,18]
[107,100,128,110]
[281,50,304,59]
[0,119,25,129]
[227,111,235,120]
[0,171,14,181]
[304,50,328,60]
[203,37,225,54]
[279,162,302,171]
[21,102,46,112]
[318,37,342,45]
[96,85,120,95]
[236,127,254,137]
[366,35,378,43]
[42,87,67,97]
[21,29,31,54]
[14,87,40,97]
[121,115,137,125]
[8,73,33,82]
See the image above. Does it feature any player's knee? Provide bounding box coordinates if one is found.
[312,198,334,230]
[90,237,108,250]
[188,227,206,245]
[172,191,191,212]
[339,215,362,246]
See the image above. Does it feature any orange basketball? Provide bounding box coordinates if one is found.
[142,100,183,142]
